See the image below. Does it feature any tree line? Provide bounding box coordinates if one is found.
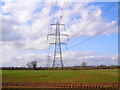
[1,60,119,70]
[1,65,119,70]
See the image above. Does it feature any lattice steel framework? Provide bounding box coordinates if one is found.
[47,21,68,68]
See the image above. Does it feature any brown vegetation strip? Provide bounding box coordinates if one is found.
[2,82,119,89]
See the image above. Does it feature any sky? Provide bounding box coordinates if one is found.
[0,0,119,67]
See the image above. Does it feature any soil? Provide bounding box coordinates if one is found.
[2,82,119,89]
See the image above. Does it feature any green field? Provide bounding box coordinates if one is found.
[2,69,119,83]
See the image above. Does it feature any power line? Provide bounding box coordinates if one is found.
[49,0,69,24]
[47,0,55,68]
[48,2,116,48]
[59,0,69,23]
[51,1,58,24]
[61,2,116,50]
[48,0,58,25]
[56,2,116,49]
[68,21,117,49]
[47,2,117,66]
[47,0,69,68]
[48,0,54,34]
[68,2,116,39]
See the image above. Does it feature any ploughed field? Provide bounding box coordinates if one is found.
[2,69,119,89]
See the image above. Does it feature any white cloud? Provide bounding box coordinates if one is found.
[61,3,117,38]
[62,51,118,66]
[1,51,118,67]
[1,1,117,50]
[2,1,40,23]
[0,1,118,66]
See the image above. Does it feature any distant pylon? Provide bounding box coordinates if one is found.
[47,21,68,68]
[47,55,50,68]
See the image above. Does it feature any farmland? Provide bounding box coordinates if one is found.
[2,69,119,83]
[2,69,119,89]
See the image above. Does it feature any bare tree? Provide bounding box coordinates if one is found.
[31,61,37,70]
[26,61,37,70]
[81,62,87,67]
[26,62,31,68]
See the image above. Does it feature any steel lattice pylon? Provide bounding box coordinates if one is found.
[47,21,68,68]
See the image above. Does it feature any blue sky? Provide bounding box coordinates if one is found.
[49,2,118,56]
[1,1,118,67]
[67,34,118,56]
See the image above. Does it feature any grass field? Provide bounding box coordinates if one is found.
[2,69,119,83]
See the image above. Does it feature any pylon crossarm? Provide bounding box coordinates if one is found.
[51,24,65,26]
[60,34,69,41]
[60,43,67,50]
[49,43,55,45]
[60,43,67,45]
[60,34,68,36]
[58,24,65,26]
[48,34,56,36]
[47,34,56,37]
[47,33,55,40]
[51,24,56,26]
[49,43,67,45]
[49,43,67,46]
[47,33,67,37]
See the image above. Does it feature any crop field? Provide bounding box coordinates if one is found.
[2,69,119,89]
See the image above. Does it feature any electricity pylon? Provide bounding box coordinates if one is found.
[47,21,68,68]
[46,55,51,68]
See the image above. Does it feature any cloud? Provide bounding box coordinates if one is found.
[2,51,47,67]
[1,1,117,51]
[61,3,117,38]
[0,1,118,66]
[62,51,118,66]
[1,1,50,51]
[1,51,118,67]
[2,17,22,41]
